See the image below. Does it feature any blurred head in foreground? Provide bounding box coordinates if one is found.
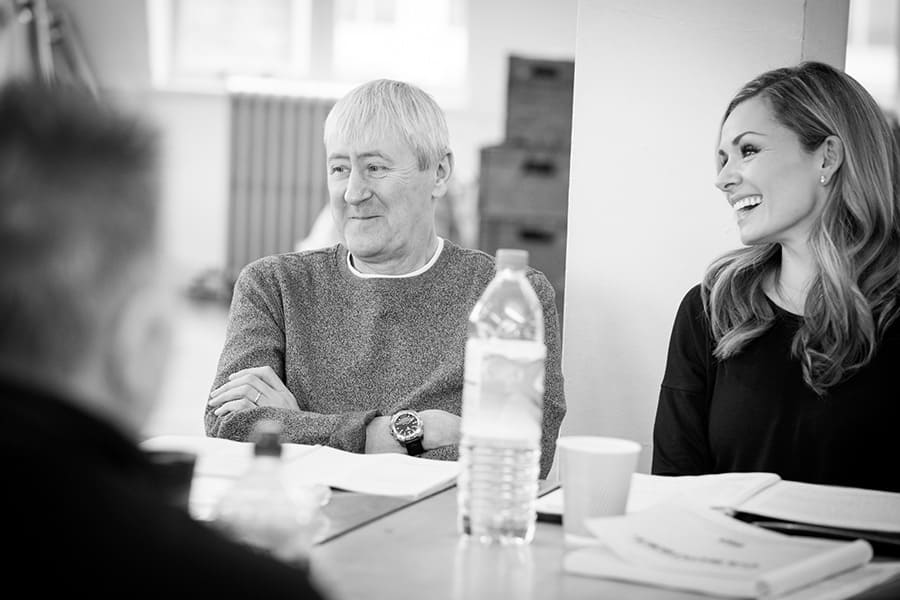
[0,79,172,435]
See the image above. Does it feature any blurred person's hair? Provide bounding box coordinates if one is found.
[0,79,159,373]
[703,61,900,395]
[323,78,451,171]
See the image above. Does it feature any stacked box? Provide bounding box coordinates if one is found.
[505,55,575,150]
[478,55,575,322]
[478,216,567,320]
[478,145,570,220]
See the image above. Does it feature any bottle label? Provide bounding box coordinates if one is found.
[461,338,546,443]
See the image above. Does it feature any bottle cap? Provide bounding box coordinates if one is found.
[495,248,528,271]
[252,419,283,458]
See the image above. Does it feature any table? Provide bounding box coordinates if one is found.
[308,487,900,600]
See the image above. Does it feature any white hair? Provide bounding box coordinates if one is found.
[323,79,450,170]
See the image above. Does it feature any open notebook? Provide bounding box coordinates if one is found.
[537,472,900,555]
[141,434,460,520]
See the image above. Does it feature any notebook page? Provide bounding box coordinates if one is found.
[738,480,900,533]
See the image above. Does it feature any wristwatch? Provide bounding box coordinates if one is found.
[389,410,425,456]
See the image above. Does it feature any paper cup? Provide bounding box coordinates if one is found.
[557,436,641,542]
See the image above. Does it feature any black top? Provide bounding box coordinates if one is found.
[2,377,329,597]
[652,284,900,493]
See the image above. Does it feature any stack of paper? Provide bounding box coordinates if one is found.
[563,502,899,599]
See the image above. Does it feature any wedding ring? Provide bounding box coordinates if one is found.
[251,390,261,406]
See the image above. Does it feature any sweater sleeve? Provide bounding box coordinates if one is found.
[529,270,566,479]
[204,261,378,452]
[651,285,715,475]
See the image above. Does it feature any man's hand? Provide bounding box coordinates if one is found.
[419,409,461,449]
[208,366,300,417]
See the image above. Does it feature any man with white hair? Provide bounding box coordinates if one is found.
[207,79,566,479]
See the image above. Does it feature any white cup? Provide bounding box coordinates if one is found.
[557,436,641,542]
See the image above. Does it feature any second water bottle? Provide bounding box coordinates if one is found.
[211,419,327,569]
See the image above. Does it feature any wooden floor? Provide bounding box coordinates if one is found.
[142,295,230,439]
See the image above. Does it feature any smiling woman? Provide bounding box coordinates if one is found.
[652,61,900,494]
[715,94,835,253]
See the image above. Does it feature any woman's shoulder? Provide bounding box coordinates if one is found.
[669,283,711,335]
[678,283,705,312]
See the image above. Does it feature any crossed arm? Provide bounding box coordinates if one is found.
[206,365,460,455]
[203,265,460,456]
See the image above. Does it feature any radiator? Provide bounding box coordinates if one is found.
[226,92,336,281]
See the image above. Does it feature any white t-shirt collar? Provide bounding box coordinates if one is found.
[348,238,445,279]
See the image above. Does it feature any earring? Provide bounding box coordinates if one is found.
[820,175,827,185]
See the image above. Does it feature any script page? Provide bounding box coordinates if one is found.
[140,434,319,478]
[536,472,781,517]
[737,480,900,533]
[283,445,460,498]
[628,472,781,512]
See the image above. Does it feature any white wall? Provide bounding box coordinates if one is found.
[561,0,850,472]
[148,90,230,284]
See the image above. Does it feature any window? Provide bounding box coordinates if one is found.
[149,0,468,105]
[171,0,309,79]
[331,0,466,92]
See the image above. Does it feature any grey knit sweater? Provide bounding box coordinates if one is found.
[204,240,566,478]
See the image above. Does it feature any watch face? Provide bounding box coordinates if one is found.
[391,411,422,443]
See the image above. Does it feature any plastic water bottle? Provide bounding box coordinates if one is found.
[457,248,546,544]
[211,420,326,570]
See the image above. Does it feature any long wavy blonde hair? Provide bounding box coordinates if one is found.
[703,61,900,395]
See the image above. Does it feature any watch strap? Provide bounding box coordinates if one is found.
[404,437,425,456]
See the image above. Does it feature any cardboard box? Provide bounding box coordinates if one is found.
[478,144,569,219]
[506,55,575,149]
[478,215,567,321]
